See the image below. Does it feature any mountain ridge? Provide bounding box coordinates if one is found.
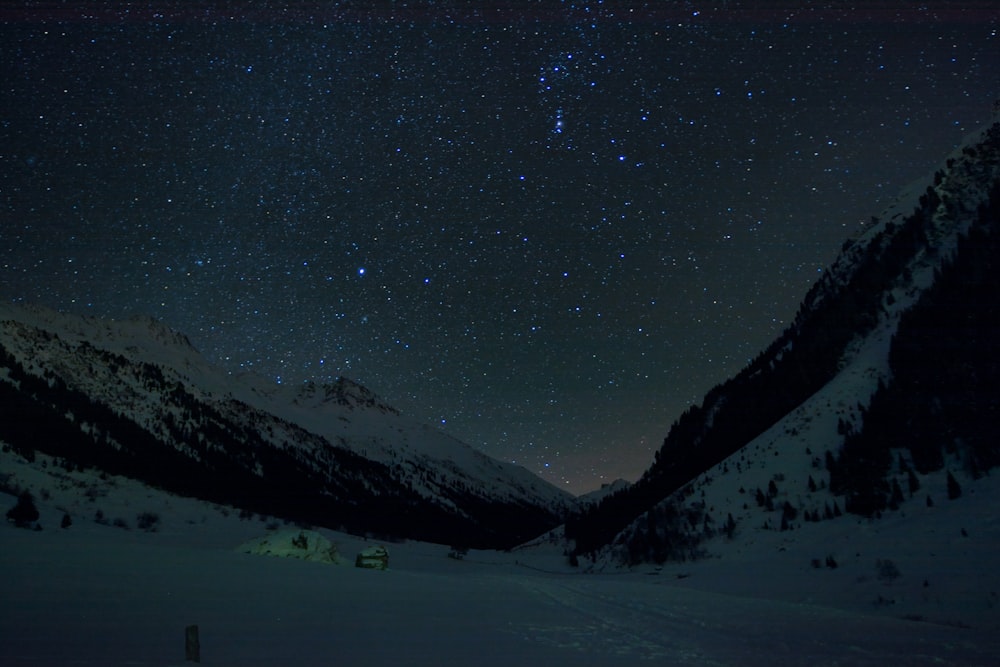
[566,118,1000,560]
[0,303,575,548]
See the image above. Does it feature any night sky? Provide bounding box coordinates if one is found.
[2,2,998,493]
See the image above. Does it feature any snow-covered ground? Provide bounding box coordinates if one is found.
[2,448,998,666]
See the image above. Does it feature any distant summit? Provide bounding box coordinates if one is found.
[290,377,400,415]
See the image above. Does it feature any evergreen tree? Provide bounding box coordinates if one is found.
[6,491,39,528]
[947,471,962,500]
[889,479,904,509]
[724,513,737,539]
[907,469,920,496]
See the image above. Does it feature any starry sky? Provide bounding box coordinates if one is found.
[2,2,998,494]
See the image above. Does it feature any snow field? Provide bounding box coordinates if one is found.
[2,466,999,667]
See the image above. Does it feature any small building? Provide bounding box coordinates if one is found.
[355,545,389,570]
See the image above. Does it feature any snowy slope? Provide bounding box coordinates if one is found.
[0,302,570,514]
[804,120,1000,323]
[249,376,572,511]
[553,118,1000,638]
[583,316,1000,631]
[566,118,1000,555]
[2,448,998,666]
[0,302,574,546]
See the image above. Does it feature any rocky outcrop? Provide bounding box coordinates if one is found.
[238,530,349,565]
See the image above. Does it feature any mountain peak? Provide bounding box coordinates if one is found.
[329,376,399,413]
[119,313,198,353]
[0,304,575,548]
[289,377,400,415]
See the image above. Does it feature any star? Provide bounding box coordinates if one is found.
[1,4,994,493]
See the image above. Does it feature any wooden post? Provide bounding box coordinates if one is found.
[185,624,200,663]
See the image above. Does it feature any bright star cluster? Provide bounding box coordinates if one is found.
[2,3,998,493]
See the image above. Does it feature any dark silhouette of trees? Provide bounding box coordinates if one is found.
[827,168,1000,514]
[567,122,1000,557]
[0,335,561,549]
[567,182,945,552]
[6,491,39,528]
[947,471,963,500]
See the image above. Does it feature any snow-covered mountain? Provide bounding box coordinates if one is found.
[0,303,575,548]
[4,127,1000,665]
[566,118,1000,568]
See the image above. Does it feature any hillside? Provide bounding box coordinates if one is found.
[566,119,1000,561]
[0,304,574,548]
